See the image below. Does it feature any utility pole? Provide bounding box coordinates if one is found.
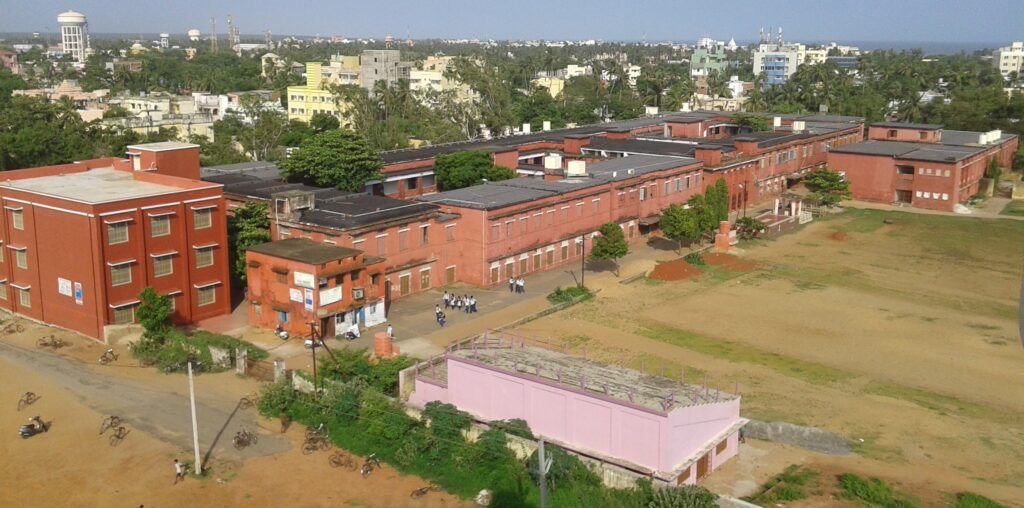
[187,362,202,475]
[537,439,552,508]
[210,17,217,53]
[308,322,319,398]
[579,235,585,288]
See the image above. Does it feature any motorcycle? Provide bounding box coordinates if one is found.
[343,331,359,341]
[19,416,49,439]
[275,326,289,341]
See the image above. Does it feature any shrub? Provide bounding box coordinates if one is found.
[839,474,917,508]
[954,492,1005,508]
[318,346,414,396]
[129,329,267,373]
[529,444,602,492]
[547,285,592,304]
[648,485,718,507]
[490,418,535,440]
[258,380,299,416]
[683,252,705,266]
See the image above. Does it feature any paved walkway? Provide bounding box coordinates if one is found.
[843,198,1024,220]
[385,239,687,357]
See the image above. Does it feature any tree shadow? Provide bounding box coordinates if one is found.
[646,236,693,252]
[585,259,618,275]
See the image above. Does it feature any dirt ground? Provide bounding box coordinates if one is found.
[0,324,467,508]
[514,208,1024,506]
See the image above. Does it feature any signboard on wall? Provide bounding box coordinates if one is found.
[303,288,314,311]
[319,286,342,306]
[57,278,72,296]
[293,271,315,289]
[73,282,83,305]
[289,288,302,302]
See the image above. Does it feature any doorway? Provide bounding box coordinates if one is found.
[696,452,710,480]
[399,274,411,296]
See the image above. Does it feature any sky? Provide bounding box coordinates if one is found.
[1,0,1021,45]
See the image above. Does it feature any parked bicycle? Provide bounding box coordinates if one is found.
[3,322,24,335]
[98,348,118,364]
[233,427,258,450]
[238,392,259,410]
[108,425,130,446]
[329,450,357,471]
[360,453,382,478]
[17,392,39,411]
[410,485,441,499]
[302,433,331,454]
[36,335,66,350]
[99,415,122,435]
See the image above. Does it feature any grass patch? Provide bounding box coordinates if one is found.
[838,474,917,507]
[638,322,853,385]
[683,251,705,266]
[700,265,747,284]
[745,464,820,504]
[547,285,593,305]
[954,492,1006,508]
[999,200,1024,217]
[641,277,665,286]
[862,382,1012,424]
[966,322,1000,331]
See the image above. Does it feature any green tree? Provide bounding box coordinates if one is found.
[102,105,132,119]
[309,112,340,133]
[0,96,96,170]
[687,194,717,241]
[805,169,851,206]
[711,179,730,222]
[227,202,271,282]
[280,129,383,191]
[433,150,516,190]
[589,222,629,276]
[660,203,699,252]
[731,112,771,132]
[735,216,767,240]
[137,287,173,338]
[238,94,288,161]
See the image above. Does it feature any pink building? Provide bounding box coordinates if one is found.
[406,332,746,485]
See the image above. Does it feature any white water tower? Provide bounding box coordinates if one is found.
[188,29,201,42]
[160,33,169,49]
[57,10,90,63]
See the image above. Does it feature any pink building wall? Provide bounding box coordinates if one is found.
[409,355,741,476]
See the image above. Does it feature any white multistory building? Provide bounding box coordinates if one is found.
[994,42,1024,78]
[57,10,90,64]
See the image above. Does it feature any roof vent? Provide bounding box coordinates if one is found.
[566,160,586,177]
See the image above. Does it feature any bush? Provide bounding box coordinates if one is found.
[839,474,917,508]
[129,329,267,373]
[490,418,535,440]
[746,464,819,504]
[954,492,1005,508]
[683,252,705,266]
[547,285,592,305]
[648,485,718,507]
[317,346,415,396]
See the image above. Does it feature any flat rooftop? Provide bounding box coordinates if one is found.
[422,340,736,413]
[0,167,197,204]
[247,238,362,265]
[126,141,200,152]
[421,155,696,210]
[871,122,943,130]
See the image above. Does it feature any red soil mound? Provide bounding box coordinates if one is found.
[703,252,758,272]
[649,259,703,281]
[831,232,849,242]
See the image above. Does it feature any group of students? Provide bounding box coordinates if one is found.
[509,277,526,294]
[436,292,477,327]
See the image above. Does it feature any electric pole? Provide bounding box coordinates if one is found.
[308,321,319,398]
[187,362,202,475]
[579,235,586,288]
[537,439,552,508]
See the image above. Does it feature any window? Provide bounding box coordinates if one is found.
[546,249,554,265]
[561,244,568,260]
[14,249,27,269]
[676,179,683,192]
[10,210,23,230]
[639,188,647,202]
[353,239,365,251]
[376,234,387,255]
[917,168,924,175]
[197,286,216,306]
[193,208,212,229]
[575,239,583,256]
[150,215,170,237]
[505,221,514,238]
[0,281,6,300]
[942,193,949,200]
[420,225,429,245]
[490,224,500,241]
[446,225,455,241]
[146,254,171,278]
[113,306,134,325]
[107,222,128,245]
[533,213,542,229]
[17,288,29,308]
[276,310,289,323]
[547,210,555,225]
[398,229,409,251]
[520,217,528,234]
[665,182,671,195]
[716,440,728,455]
[195,247,214,268]
[110,263,132,286]
[561,206,569,220]
[944,170,951,177]
[919,132,928,140]
[888,129,898,138]
[576,203,584,217]
[278,226,290,239]
[407,177,418,190]
[420,269,431,290]
[618,191,625,205]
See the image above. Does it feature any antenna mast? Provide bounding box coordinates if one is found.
[210,17,218,53]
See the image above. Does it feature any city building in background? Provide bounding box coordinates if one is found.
[994,41,1024,78]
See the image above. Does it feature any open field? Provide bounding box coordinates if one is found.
[514,208,1024,506]
[0,323,466,508]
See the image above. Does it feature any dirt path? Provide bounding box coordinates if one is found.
[0,323,468,507]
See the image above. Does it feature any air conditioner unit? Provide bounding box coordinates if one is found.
[352,288,365,300]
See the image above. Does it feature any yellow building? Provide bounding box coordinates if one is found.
[531,76,565,98]
[286,62,347,123]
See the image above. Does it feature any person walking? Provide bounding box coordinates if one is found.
[454,297,461,312]
[508,277,515,293]
[517,277,525,294]
[435,304,442,322]
[174,459,185,485]
[387,323,394,339]
[469,296,477,313]
[439,312,446,327]
[442,291,450,309]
